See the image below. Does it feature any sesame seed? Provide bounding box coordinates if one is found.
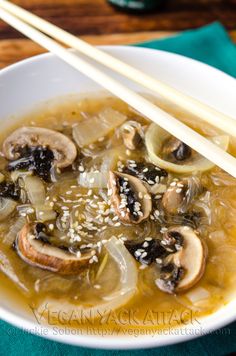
[93,255,98,263]
[141,251,147,258]
[76,251,81,258]
[139,264,148,270]
[94,284,101,289]
[160,227,168,233]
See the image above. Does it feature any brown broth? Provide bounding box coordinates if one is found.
[0,94,236,334]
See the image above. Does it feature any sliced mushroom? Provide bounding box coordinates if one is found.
[145,123,229,173]
[162,137,192,162]
[16,224,94,275]
[162,177,202,215]
[156,226,207,293]
[108,171,152,224]
[120,121,143,150]
[3,127,77,168]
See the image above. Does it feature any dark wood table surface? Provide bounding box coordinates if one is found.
[0,0,236,69]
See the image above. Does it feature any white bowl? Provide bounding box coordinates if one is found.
[0,46,236,349]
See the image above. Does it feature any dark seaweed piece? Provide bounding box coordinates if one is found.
[0,181,20,201]
[172,142,192,161]
[118,176,139,221]
[157,263,185,293]
[34,223,50,244]
[125,238,167,265]
[161,230,183,253]
[8,146,54,182]
[123,162,167,185]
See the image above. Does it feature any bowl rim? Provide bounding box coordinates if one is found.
[0,45,236,349]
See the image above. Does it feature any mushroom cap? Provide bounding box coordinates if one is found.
[16,224,94,275]
[2,127,77,168]
[162,177,202,215]
[108,171,152,224]
[120,121,143,150]
[169,226,207,292]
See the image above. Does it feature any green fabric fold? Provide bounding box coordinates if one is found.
[133,22,236,78]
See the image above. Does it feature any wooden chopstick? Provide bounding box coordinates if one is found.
[0,0,235,139]
[0,6,236,178]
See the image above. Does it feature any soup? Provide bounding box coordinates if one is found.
[0,95,236,334]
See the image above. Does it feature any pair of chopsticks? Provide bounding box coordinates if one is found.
[0,1,236,178]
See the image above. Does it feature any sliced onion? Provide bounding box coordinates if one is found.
[72,108,126,147]
[0,250,29,293]
[34,273,74,294]
[78,171,108,188]
[0,198,17,221]
[3,216,26,246]
[186,287,210,303]
[23,175,46,205]
[22,176,56,221]
[36,237,138,319]
[145,123,229,173]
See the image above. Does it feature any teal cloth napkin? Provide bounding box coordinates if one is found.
[134,21,236,78]
[1,22,236,356]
